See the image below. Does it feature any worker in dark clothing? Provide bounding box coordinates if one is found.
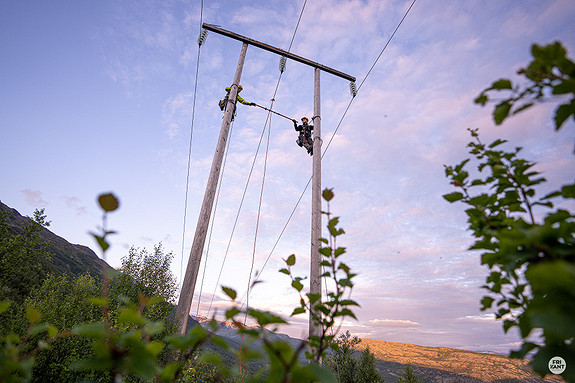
[219,85,255,119]
[293,117,313,155]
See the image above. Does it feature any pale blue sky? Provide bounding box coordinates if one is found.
[1,0,574,354]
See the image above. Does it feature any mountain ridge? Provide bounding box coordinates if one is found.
[0,200,111,280]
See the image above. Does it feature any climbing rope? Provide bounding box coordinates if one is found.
[180,0,206,287]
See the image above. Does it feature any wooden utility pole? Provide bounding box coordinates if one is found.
[309,68,322,339]
[176,23,355,339]
[175,42,248,334]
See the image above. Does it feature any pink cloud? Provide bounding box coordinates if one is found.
[369,319,421,328]
[20,189,48,207]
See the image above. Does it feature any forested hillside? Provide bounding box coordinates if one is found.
[0,200,110,280]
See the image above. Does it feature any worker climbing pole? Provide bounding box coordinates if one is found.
[219,84,256,119]
[176,40,249,335]
[293,116,314,155]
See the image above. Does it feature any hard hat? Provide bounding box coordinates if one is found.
[238,85,243,91]
[301,116,308,122]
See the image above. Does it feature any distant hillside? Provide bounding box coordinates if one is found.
[191,316,565,382]
[359,338,564,383]
[0,200,111,280]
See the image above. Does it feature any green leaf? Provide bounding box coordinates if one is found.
[285,254,296,266]
[91,234,109,252]
[225,307,241,319]
[554,101,575,130]
[279,268,290,275]
[0,300,10,314]
[160,362,182,382]
[292,279,304,292]
[145,321,165,336]
[97,193,120,212]
[118,308,146,325]
[474,93,488,105]
[146,341,164,357]
[210,335,229,350]
[512,102,534,114]
[304,363,338,383]
[481,296,495,310]
[291,307,306,316]
[490,79,513,90]
[488,139,508,148]
[493,101,511,125]
[26,307,41,324]
[443,192,464,203]
[47,324,59,338]
[29,323,50,336]
[338,262,350,273]
[334,308,357,319]
[561,184,575,198]
[552,78,575,95]
[307,293,321,304]
[221,286,237,300]
[322,188,334,201]
[339,299,360,307]
[72,322,106,339]
[247,308,287,326]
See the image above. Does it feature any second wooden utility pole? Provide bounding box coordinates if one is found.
[309,67,322,339]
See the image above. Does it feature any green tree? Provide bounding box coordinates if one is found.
[114,244,177,302]
[0,209,52,336]
[324,331,360,383]
[0,208,52,304]
[397,364,422,383]
[444,41,575,381]
[108,244,178,327]
[324,331,383,383]
[357,346,382,383]
[25,273,102,383]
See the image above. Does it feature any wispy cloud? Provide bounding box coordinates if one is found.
[20,189,48,207]
[63,196,87,215]
[162,92,194,138]
[369,319,421,328]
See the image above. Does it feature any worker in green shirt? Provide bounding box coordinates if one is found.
[219,85,255,118]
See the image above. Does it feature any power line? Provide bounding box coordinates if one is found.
[180,0,206,286]
[210,1,310,313]
[323,0,418,154]
[186,0,418,318]
[251,0,419,286]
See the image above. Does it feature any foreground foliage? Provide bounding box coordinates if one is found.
[1,189,360,382]
[444,41,574,381]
